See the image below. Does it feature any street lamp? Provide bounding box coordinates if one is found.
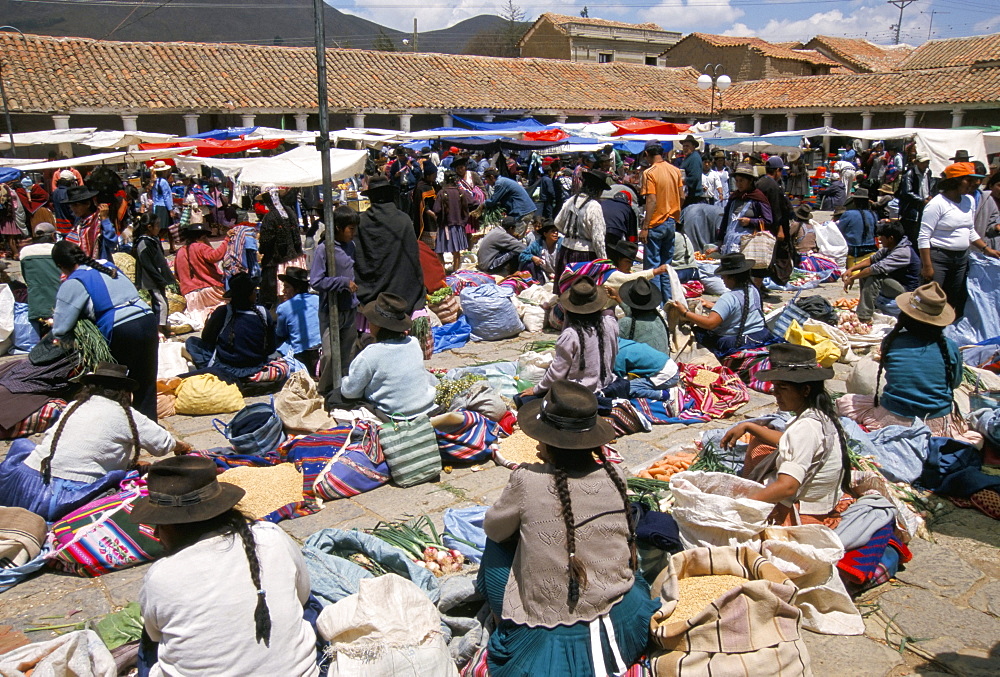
[0,25,26,158]
[696,64,731,131]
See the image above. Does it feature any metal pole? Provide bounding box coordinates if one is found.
[312,0,341,389]
[0,26,26,158]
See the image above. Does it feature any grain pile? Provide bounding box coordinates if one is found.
[498,430,543,466]
[219,464,304,519]
[670,574,747,622]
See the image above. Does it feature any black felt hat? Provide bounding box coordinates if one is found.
[130,456,245,526]
[360,292,412,332]
[63,184,99,203]
[80,362,138,391]
[558,276,608,314]
[519,380,617,450]
[619,277,663,311]
[715,252,755,276]
[756,344,834,383]
[277,266,310,290]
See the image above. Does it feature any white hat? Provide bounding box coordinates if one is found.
[916,153,931,163]
[151,160,171,172]
[58,169,75,181]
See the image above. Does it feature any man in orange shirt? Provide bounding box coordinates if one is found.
[640,139,685,302]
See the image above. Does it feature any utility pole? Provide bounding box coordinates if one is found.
[412,18,418,52]
[923,10,948,40]
[888,0,917,45]
[312,0,341,388]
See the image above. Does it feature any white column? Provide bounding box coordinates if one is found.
[182,113,200,137]
[241,114,256,128]
[441,113,453,127]
[294,113,309,131]
[554,114,568,124]
[822,113,834,157]
[752,113,763,136]
[861,111,874,130]
[121,115,138,132]
[785,112,797,132]
[398,113,412,133]
[482,114,495,123]
[687,117,698,126]
[351,112,365,128]
[951,108,965,128]
[904,110,917,128]
[52,114,72,156]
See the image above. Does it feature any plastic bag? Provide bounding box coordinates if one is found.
[11,302,39,353]
[174,373,244,415]
[520,303,545,332]
[947,252,1000,345]
[0,284,14,350]
[813,219,848,267]
[157,341,192,379]
[447,382,507,421]
[516,350,553,386]
[459,284,523,341]
[785,320,841,367]
[0,629,116,677]
[669,471,773,549]
[443,505,488,564]
[317,575,459,677]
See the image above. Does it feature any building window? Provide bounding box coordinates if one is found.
[645,55,658,66]
[598,52,614,63]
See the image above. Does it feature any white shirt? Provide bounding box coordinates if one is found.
[709,168,730,202]
[554,195,607,258]
[918,193,977,251]
[25,395,174,483]
[702,171,723,203]
[141,522,319,677]
[775,409,844,515]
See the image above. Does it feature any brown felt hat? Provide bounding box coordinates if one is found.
[360,292,412,332]
[896,281,955,327]
[559,276,608,314]
[519,380,616,450]
[619,277,662,311]
[756,344,834,383]
[80,362,138,391]
[130,456,245,526]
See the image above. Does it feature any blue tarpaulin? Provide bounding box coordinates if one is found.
[0,167,21,184]
[451,115,551,132]
[189,126,258,140]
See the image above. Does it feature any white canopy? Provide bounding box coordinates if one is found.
[196,145,368,187]
[13,147,198,170]
[0,128,176,150]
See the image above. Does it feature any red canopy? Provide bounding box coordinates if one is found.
[523,129,570,142]
[138,137,285,157]
[609,119,691,137]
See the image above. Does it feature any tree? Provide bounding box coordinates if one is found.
[372,28,397,52]
[463,1,526,57]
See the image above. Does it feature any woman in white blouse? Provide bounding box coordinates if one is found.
[720,344,851,526]
[918,162,999,316]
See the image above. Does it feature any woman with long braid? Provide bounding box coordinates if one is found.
[132,456,319,676]
[481,380,658,676]
[552,169,609,287]
[518,277,619,404]
[837,282,979,443]
[51,240,160,420]
[0,364,184,521]
[720,344,852,526]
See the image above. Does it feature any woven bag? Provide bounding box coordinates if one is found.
[739,228,775,269]
[379,414,442,487]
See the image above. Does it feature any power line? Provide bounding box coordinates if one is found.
[887,0,918,45]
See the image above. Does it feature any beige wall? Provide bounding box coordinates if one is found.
[519,22,571,60]
[571,38,669,65]
[662,38,827,79]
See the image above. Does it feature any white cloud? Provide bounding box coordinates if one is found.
[721,3,929,44]
[338,0,589,33]
[641,0,745,31]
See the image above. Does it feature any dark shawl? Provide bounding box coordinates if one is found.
[354,202,426,313]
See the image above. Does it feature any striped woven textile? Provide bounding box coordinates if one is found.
[446,270,496,294]
[836,521,894,585]
[798,253,842,279]
[630,397,710,425]
[721,348,774,394]
[435,410,501,463]
[247,357,291,383]
[497,271,535,295]
[557,259,617,294]
[0,399,67,440]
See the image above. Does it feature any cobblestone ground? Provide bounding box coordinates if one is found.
[1,264,998,675]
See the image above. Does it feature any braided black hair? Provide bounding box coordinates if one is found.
[799,381,854,495]
[874,314,954,410]
[565,310,609,384]
[730,270,756,341]
[51,240,119,278]
[551,463,588,605]
[42,385,139,484]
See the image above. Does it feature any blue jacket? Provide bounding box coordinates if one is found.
[518,234,562,268]
[485,177,536,219]
[837,209,878,256]
[615,339,668,378]
[276,292,321,354]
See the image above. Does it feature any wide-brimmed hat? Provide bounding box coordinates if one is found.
[150,160,172,173]
[833,205,847,218]
[942,162,985,180]
[224,272,257,300]
[757,344,834,383]
[732,163,757,180]
[80,362,138,391]
[130,456,245,526]
[896,281,955,327]
[715,252,755,276]
[681,134,699,148]
[277,266,310,290]
[519,380,617,450]
[360,292,412,332]
[181,223,213,238]
[878,184,895,195]
[559,276,608,314]
[63,185,99,204]
[847,188,870,206]
[711,148,726,159]
[607,239,639,262]
[793,204,813,221]
[361,175,397,196]
[950,150,971,162]
[581,169,610,190]
[619,277,662,311]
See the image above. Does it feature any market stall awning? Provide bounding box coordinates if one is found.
[13,146,198,170]
[0,128,177,150]
[235,146,368,187]
[523,129,570,142]
[440,137,564,152]
[188,126,258,140]
[452,115,550,132]
[610,118,691,137]
[138,137,285,157]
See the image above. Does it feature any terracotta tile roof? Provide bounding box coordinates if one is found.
[538,13,663,32]
[722,66,1000,111]
[805,35,912,73]
[773,41,805,49]
[674,33,840,67]
[0,33,711,115]
[898,33,1000,70]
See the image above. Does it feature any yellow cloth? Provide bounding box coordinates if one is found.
[785,320,841,367]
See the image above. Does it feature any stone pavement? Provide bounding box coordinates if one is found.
[2,280,998,676]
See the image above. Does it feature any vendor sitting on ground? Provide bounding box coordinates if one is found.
[0,363,187,521]
[518,220,561,283]
[720,344,850,526]
[519,277,620,404]
[617,277,670,355]
[132,456,320,677]
[670,253,783,359]
[837,282,980,444]
[615,338,680,402]
[842,220,920,322]
[185,272,276,380]
[477,216,527,276]
[480,380,657,677]
[339,292,437,420]
[788,204,819,255]
[599,239,670,302]
[274,267,321,377]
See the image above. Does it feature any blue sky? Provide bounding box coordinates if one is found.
[339,0,1000,44]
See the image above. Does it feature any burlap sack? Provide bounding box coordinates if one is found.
[649,546,812,677]
[274,370,339,434]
